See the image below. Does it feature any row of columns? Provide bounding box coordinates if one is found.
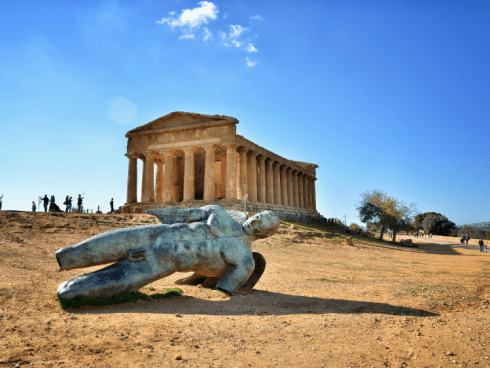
[126,144,316,210]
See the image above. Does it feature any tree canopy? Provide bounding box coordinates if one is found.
[357,190,417,242]
[414,212,442,229]
[421,214,456,236]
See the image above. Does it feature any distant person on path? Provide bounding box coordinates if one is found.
[67,197,72,213]
[110,198,114,213]
[64,195,70,212]
[42,195,49,212]
[0,194,2,210]
[49,196,55,212]
[32,201,36,212]
[77,194,84,213]
[479,238,485,252]
[465,234,470,245]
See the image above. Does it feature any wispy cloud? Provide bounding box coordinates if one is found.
[245,43,257,53]
[229,25,248,38]
[157,2,259,66]
[246,57,257,67]
[157,1,218,30]
[202,27,212,41]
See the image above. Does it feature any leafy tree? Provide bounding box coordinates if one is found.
[421,215,457,236]
[349,223,360,231]
[365,222,380,231]
[357,190,417,242]
[457,226,487,240]
[414,212,442,229]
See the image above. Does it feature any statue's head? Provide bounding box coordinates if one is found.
[243,210,280,239]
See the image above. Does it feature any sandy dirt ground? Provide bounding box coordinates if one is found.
[1,210,490,368]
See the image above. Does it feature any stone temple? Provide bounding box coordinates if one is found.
[121,112,319,218]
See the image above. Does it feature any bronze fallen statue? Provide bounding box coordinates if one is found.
[55,205,280,300]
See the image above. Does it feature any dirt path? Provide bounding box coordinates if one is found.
[1,211,490,367]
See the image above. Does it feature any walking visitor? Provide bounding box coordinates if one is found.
[77,194,84,213]
[42,195,49,212]
[32,201,36,212]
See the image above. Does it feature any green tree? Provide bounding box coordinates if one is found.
[457,226,487,240]
[357,190,417,242]
[421,215,457,236]
[349,223,360,231]
[414,212,442,229]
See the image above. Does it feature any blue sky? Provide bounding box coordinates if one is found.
[1,0,489,226]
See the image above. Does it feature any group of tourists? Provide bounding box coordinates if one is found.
[460,234,470,245]
[36,194,84,213]
[31,194,115,213]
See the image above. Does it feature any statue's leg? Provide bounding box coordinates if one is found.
[215,253,255,296]
[241,252,266,289]
[199,252,266,290]
[57,251,170,300]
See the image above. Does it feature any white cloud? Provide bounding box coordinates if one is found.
[229,25,248,38]
[157,1,218,29]
[246,43,257,53]
[246,57,257,67]
[179,34,195,40]
[231,40,242,48]
[250,15,263,21]
[203,27,212,41]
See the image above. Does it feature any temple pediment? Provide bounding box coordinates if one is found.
[126,111,238,137]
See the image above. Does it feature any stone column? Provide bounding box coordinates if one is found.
[225,144,238,200]
[298,173,304,208]
[163,150,176,203]
[141,157,146,201]
[273,161,281,205]
[204,145,217,201]
[265,158,274,204]
[304,176,310,209]
[220,152,227,199]
[126,155,138,203]
[280,165,287,206]
[293,170,299,207]
[183,148,196,201]
[257,155,266,203]
[247,151,258,202]
[155,160,164,202]
[286,168,293,207]
[312,178,317,210]
[237,147,249,200]
[142,154,155,203]
[308,178,313,210]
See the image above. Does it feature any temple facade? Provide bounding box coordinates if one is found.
[121,112,319,216]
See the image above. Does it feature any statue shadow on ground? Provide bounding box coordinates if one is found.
[71,289,438,317]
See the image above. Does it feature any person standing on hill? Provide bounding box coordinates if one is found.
[77,194,84,213]
[32,201,36,212]
[479,238,485,252]
[67,197,72,213]
[0,194,2,210]
[64,195,70,212]
[110,198,114,213]
[42,195,49,212]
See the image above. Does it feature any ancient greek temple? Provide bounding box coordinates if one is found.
[121,112,319,216]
